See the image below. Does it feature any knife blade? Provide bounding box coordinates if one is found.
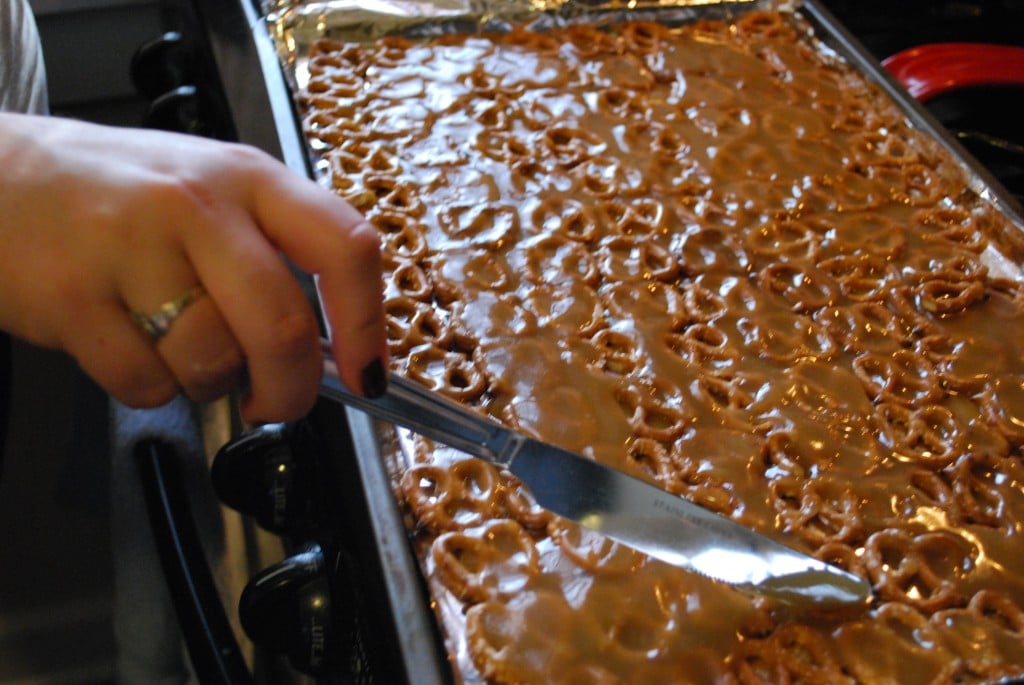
[319,343,872,608]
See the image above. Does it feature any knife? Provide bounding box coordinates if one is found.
[319,342,872,609]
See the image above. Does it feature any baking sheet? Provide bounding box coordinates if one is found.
[256,1,1024,682]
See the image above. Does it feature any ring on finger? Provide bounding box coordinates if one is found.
[131,285,206,342]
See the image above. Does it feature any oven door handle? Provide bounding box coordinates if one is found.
[136,437,255,685]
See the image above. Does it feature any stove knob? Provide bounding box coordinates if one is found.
[131,31,192,101]
[239,544,347,676]
[211,422,313,535]
[144,85,211,136]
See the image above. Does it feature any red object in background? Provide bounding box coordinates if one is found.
[882,43,1024,101]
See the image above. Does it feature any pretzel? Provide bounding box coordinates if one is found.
[384,296,449,355]
[979,377,1024,446]
[430,519,540,602]
[744,219,820,262]
[945,453,1012,530]
[524,282,604,338]
[736,310,836,363]
[816,252,895,303]
[612,379,689,442]
[547,519,644,576]
[676,227,751,275]
[575,156,648,199]
[851,348,943,407]
[498,470,554,530]
[816,303,901,354]
[863,529,974,612]
[664,322,739,374]
[430,247,516,303]
[518,234,601,288]
[373,211,429,261]
[769,474,864,545]
[757,261,836,313]
[401,459,503,533]
[529,197,603,244]
[599,198,666,238]
[437,202,520,246]
[588,326,647,377]
[384,257,433,302]
[403,342,488,403]
[601,281,686,329]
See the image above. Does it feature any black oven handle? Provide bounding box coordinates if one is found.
[135,437,255,685]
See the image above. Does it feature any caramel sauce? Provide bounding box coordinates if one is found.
[301,11,1024,683]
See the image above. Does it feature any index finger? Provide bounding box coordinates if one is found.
[250,160,389,397]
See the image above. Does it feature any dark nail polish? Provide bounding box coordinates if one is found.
[361,357,387,398]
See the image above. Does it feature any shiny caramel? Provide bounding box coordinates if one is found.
[301,9,1024,683]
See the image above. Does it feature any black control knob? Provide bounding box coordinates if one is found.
[211,422,313,536]
[131,31,192,101]
[239,544,344,676]
[144,84,212,136]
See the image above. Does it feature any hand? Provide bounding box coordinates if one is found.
[0,113,387,422]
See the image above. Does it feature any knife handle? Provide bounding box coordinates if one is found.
[319,340,521,466]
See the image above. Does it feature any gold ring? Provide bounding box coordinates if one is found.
[131,285,205,341]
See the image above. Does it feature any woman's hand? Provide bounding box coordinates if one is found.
[0,112,387,422]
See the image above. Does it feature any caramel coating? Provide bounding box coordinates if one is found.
[302,10,1024,684]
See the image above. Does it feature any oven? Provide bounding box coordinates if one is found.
[127,1,1024,683]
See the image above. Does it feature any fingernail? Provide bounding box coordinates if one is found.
[361,357,387,398]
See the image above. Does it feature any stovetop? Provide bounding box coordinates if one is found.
[823,0,1024,204]
[824,0,1024,55]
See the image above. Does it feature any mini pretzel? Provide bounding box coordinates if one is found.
[588,327,647,377]
[543,124,607,168]
[498,470,554,530]
[966,590,1024,636]
[563,24,621,57]
[851,349,943,407]
[596,235,680,283]
[681,280,728,324]
[914,279,985,315]
[430,519,540,603]
[745,219,820,262]
[524,282,604,338]
[816,252,895,303]
[430,247,516,303]
[816,303,901,354]
[736,310,836,363]
[599,198,666,237]
[664,323,739,374]
[945,453,1010,530]
[547,519,643,576]
[400,458,503,533]
[384,296,449,355]
[519,234,601,287]
[612,379,689,442]
[373,211,429,261]
[575,157,648,199]
[529,197,603,244]
[863,529,974,612]
[385,258,433,302]
[601,281,686,330]
[437,202,520,247]
[757,261,836,313]
[404,342,488,403]
[980,377,1024,447]
[769,474,865,546]
[676,227,750,274]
